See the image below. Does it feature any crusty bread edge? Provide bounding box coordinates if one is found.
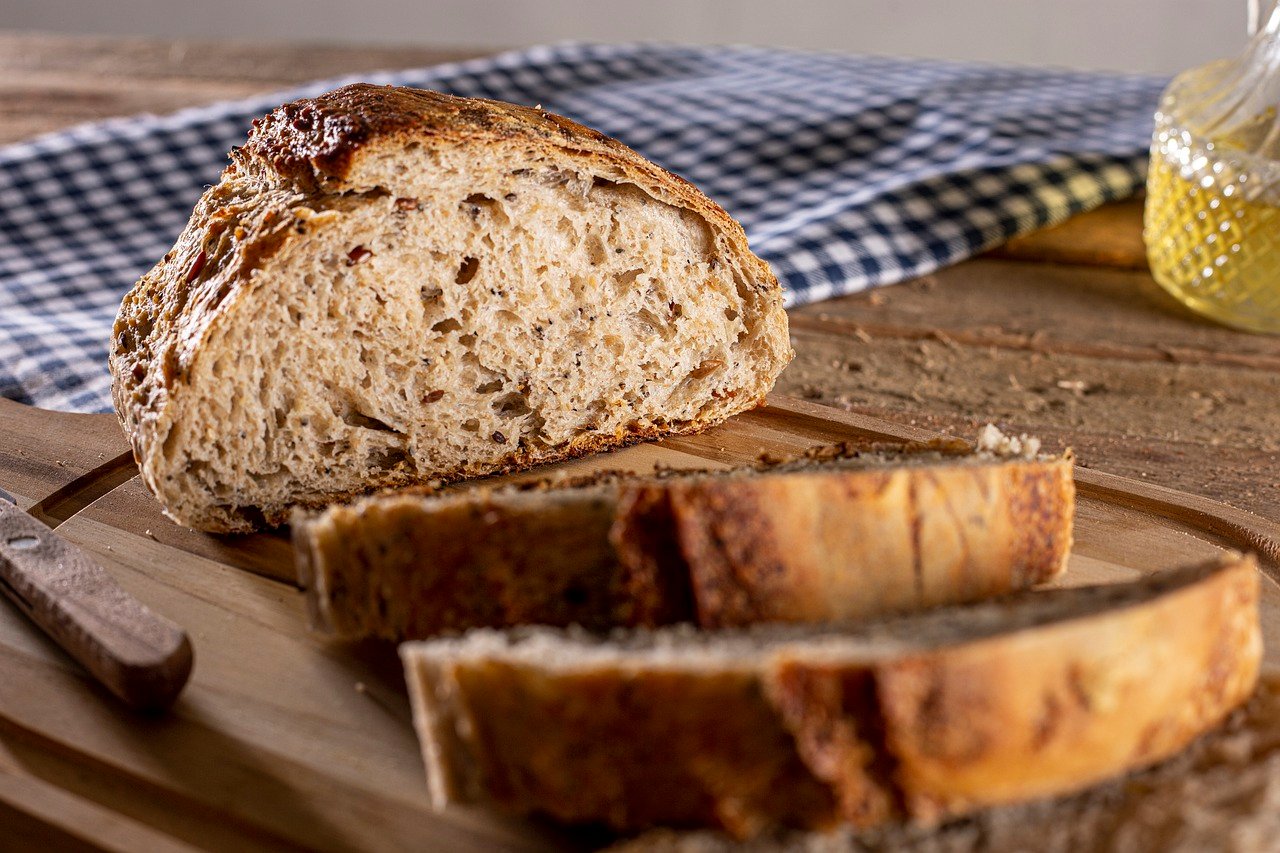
[399,553,1261,835]
[766,552,1262,827]
[399,650,469,809]
[299,448,1074,638]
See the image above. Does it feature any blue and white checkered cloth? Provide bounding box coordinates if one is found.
[0,43,1165,413]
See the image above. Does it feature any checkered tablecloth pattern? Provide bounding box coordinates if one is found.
[0,43,1165,413]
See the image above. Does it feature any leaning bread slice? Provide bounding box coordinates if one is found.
[296,431,1074,639]
[400,553,1260,838]
[110,84,792,532]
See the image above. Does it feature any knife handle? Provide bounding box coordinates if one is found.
[0,502,192,711]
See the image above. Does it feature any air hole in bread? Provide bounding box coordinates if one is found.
[432,318,463,334]
[220,504,269,530]
[724,307,739,321]
[591,176,619,191]
[493,392,532,418]
[160,426,181,461]
[455,257,480,284]
[585,233,607,266]
[341,406,401,434]
[632,308,672,340]
[366,445,411,470]
[459,333,478,347]
[495,309,521,325]
[475,380,504,394]
[617,268,643,286]
[462,418,480,432]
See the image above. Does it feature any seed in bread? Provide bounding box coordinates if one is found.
[109,84,792,532]
[294,433,1074,640]
[401,553,1261,837]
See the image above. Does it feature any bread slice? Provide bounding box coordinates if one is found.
[109,84,792,532]
[609,673,1280,852]
[400,553,1260,838]
[294,431,1074,639]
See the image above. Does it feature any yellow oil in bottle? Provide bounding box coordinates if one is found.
[1143,0,1280,336]
[1144,120,1280,334]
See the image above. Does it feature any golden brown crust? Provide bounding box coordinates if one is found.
[766,664,901,828]
[655,456,1074,628]
[609,485,698,625]
[1005,450,1076,588]
[768,554,1261,827]
[403,554,1262,838]
[445,662,839,835]
[609,673,1280,851]
[299,445,1074,639]
[241,85,648,189]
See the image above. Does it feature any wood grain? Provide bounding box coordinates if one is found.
[781,259,1280,520]
[0,763,200,853]
[0,398,129,511]
[0,31,490,144]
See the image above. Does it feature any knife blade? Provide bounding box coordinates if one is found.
[0,485,192,711]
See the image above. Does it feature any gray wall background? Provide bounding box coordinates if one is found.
[4,0,1252,75]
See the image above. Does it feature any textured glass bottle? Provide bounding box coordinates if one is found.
[1144,2,1280,333]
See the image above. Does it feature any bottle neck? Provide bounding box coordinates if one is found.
[1249,0,1280,37]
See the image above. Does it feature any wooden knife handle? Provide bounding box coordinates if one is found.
[0,502,192,710]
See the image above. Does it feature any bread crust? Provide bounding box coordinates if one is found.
[661,455,1073,627]
[296,443,1074,639]
[110,84,790,532]
[771,554,1261,825]
[400,554,1261,838]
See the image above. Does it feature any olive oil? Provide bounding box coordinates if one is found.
[1144,112,1280,333]
[1142,2,1280,335]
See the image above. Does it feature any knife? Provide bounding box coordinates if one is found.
[0,484,192,711]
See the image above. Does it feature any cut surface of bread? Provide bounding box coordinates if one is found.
[295,433,1074,639]
[400,553,1261,838]
[109,84,791,532]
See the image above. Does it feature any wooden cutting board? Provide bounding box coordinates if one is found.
[1,394,1278,852]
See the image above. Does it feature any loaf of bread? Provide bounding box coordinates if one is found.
[109,84,792,532]
[400,553,1260,838]
[294,432,1074,639]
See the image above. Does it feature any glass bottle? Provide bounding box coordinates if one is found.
[1144,0,1280,333]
